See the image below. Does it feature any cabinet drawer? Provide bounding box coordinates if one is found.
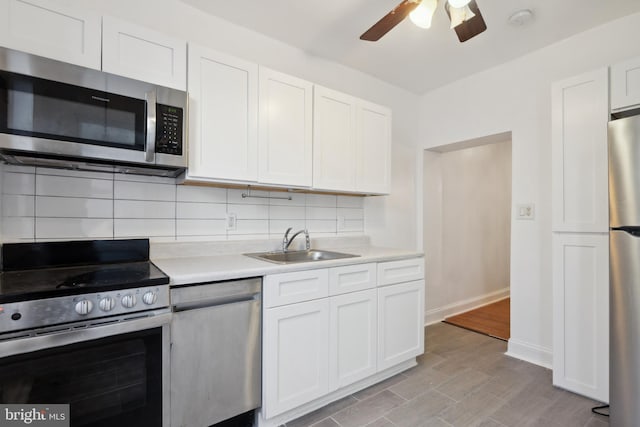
[264,269,329,308]
[377,258,424,286]
[329,263,376,295]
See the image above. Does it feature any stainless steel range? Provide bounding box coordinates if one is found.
[0,239,171,427]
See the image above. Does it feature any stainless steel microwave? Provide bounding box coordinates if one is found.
[0,47,187,177]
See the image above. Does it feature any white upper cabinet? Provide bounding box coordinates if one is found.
[102,16,186,90]
[0,0,101,69]
[313,85,392,194]
[611,56,640,112]
[186,44,258,182]
[357,101,392,194]
[258,67,313,187]
[313,85,358,192]
[0,1,188,88]
[551,68,609,232]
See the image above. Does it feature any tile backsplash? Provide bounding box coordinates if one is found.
[0,165,364,243]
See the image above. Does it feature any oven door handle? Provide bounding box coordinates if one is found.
[0,311,172,359]
[145,89,157,163]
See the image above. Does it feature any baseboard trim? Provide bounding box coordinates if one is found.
[506,338,552,369]
[424,287,510,326]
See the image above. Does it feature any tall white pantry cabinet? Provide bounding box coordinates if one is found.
[551,68,609,403]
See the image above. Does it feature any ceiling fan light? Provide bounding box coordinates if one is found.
[449,4,475,28]
[409,0,437,29]
[447,0,471,8]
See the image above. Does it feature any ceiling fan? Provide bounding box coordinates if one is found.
[360,0,487,43]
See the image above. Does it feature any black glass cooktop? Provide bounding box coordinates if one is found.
[0,239,169,303]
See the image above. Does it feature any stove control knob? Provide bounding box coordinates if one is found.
[121,294,137,308]
[142,291,158,305]
[99,297,116,312]
[75,300,94,315]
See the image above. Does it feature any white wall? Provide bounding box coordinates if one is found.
[423,141,511,324]
[38,0,421,250]
[417,12,640,366]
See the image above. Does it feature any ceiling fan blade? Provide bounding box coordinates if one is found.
[445,0,487,43]
[360,0,420,41]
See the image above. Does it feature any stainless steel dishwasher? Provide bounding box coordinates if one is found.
[170,277,261,427]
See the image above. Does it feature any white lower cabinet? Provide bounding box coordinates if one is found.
[552,232,609,402]
[329,289,377,391]
[377,280,425,371]
[263,299,330,418]
[261,259,425,423]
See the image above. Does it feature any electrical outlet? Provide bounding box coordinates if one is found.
[226,213,237,230]
[516,203,535,220]
[337,215,346,231]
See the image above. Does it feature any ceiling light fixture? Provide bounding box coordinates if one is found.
[508,9,534,26]
[409,0,438,29]
[449,4,475,28]
[447,0,471,8]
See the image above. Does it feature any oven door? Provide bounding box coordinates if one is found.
[0,312,171,427]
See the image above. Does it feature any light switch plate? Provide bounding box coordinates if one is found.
[516,203,535,220]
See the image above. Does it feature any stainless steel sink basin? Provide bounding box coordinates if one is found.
[244,249,359,264]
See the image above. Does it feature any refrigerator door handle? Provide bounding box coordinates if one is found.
[611,226,640,236]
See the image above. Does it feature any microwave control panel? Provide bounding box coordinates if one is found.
[156,104,183,155]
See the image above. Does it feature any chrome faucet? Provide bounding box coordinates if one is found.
[282,227,310,252]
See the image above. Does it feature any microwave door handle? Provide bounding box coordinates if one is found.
[145,90,157,163]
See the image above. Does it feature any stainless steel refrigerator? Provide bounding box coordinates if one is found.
[609,114,640,426]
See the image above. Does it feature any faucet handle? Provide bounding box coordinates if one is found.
[304,229,310,250]
[282,227,293,252]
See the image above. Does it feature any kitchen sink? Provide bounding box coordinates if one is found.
[245,249,359,264]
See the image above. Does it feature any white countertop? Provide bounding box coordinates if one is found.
[152,246,423,286]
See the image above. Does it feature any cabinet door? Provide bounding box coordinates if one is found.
[187,44,258,182]
[263,299,330,418]
[357,101,391,195]
[377,280,424,371]
[611,57,640,112]
[329,289,377,391]
[102,16,186,90]
[258,67,313,187]
[551,68,609,232]
[552,232,608,402]
[0,0,101,69]
[313,85,357,192]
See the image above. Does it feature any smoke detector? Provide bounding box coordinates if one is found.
[508,9,534,26]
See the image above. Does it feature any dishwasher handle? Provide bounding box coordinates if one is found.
[173,293,259,312]
[170,277,262,311]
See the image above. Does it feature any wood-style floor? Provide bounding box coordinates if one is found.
[444,298,510,341]
[284,323,607,427]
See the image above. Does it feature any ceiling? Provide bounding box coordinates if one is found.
[180,0,640,94]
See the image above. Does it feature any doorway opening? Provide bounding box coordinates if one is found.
[423,134,512,340]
